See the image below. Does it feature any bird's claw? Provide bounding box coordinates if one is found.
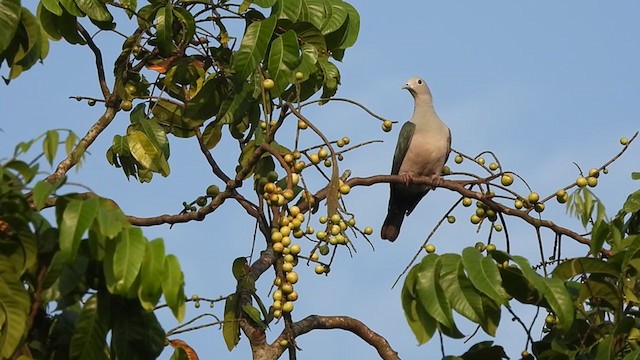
[400,173,414,187]
[431,174,444,187]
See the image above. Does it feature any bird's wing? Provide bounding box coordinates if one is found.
[444,127,452,164]
[391,121,416,175]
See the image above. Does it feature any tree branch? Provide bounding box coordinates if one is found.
[272,315,400,360]
[77,24,111,99]
[43,106,119,185]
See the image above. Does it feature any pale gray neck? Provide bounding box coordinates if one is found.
[411,94,440,127]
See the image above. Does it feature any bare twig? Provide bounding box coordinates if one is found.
[77,24,111,99]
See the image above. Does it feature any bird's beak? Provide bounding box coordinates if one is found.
[402,84,409,90]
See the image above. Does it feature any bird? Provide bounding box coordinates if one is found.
[380,77,451,241]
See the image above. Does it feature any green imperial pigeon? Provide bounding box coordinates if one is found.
[381,77,451,241]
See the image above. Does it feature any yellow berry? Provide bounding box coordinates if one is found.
[282,301,294,313]
[589,168,599,178]
[309,153,320,164]
[447,215,456,224]
[295,71,304,80]
[587,176,598,187]
[120,100,133,111]
[363,226,373,235]
[282,262,293,272]
[486,244,496,252]
[280,339,289,347]
[494,224,503,232]
[454,155,463,164]
[489,162,499,171]
[501,174,514,186]
[534,203,545,213]
[382,120,393,132]
[314,265,325,274]
[576,177,588,187]
[514,199,524,209]
[620,137,629,145]
[528,192,540,203]
[286,271,298,284]
[470,214,482,224]
[462,197,472,207]
[262,78,275,90]
[339,184,351,194]
[476,157,485,165]
[424,244,436,253]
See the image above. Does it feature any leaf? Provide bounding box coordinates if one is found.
[300,0,324,29]
[43,129,59,165]
[223,294,240,351]
[267,30,300,97]
[318,56,340,100]
[162,254,186,322]
[156,2,173,57]
[242,305,265,328]
[232,15,277,80]
[461,247,509,306]
[104,227,145,295]
[59,197,99,262]
[95,197,128,238]
[253,0,276,7]
[272,0,301,21]
[215,82,255,125]
[633,172,640,180]
[127,130,170,176]
[69,295,109,360]
[168,339,200,360]
[624,350,640,360]
[32,180,56,210]
[337,1,359,48]
[41,0,63,16]
[593,334,613,360]
[138,238,165,311]
[0,0,21,54]
[320,0,347,35]
[135,119,170,158]
[624,190,640,213]
[401,271,436,344]
[439,254,485,324]
[511,255,575,331]
[111,301,165,359]
[0,274,30,358]
[201,122,223,149]
[414,254,461,336]
[183,76,229,122]
[74,0,112,22]
[552,257,619,280]
[590,218,610,255]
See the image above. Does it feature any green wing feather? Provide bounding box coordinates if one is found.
[391,122,415,175]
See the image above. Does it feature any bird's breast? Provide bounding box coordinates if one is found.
[398,129,449,179]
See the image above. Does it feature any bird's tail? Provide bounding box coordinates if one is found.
[381,210,405,242]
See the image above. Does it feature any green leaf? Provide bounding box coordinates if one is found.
[300,0,324,29]
[32,180,56,210]
[337,1,359,48]
[162,254,186,322]
[624,190,640,213]
[271,0,301,21]
[216,82,255,125]
[104,227,145,295]
[0,0,21,53]
[320,0,347,35]
[318,56,339,100]
[111,300,165,359]
[552,257,619,280]
[95,197,128,238]
[461,247,509,306]
[623,350,640,360]
[74,0,112,22]
[242,305,265,327]
[183,76,229,122]
[633,172,640,180]
[291,21,326,52]
[439,254,485,325]
[59,197,99,262]
[511,255,574,331]
[173,7,195,49]
[232,15,277,80]
[267,30,300,97]
[223,294,240,351]
[415,254,461,336]
[60,0,84,17]
[593,334,613,360]
[253,0,276,7]
[120,0,136,18]
[138,238,165,311]
[135,119,170,158]
[590,218,610,255]
[127,129,170,176]
[579,278,620,310]
[401,270,436,344]
[201,121,223,149]
[156,2,174,57]
[41,0,63,16]
[57,9,85,44]
[43,130,60,165]
[0,274,30,358]
[69,295,109,360]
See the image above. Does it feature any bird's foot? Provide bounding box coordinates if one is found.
[400,173,414,187]
[430,174,444,187]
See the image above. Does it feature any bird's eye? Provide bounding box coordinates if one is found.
[417,79,422,85]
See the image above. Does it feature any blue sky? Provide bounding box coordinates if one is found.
[2,1,640,359]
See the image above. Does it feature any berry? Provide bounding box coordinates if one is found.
[447,215,456,224]
[120,100,133,111]
[489,162,499,170]
[295,71,304,80]
[589,168,599,178]
[262,79,275,90]
[87,99,96,106]
[314,265,325,274]
[576,177,588,187]
[424,244,436,253]
[363,226,373,235]
[514,199,524,209]
[382,120,393,132]
[462,197,472,207]
[470,214,482,224]
[620,137,629,145]
[486,244,496,252]
[528,192,540,203]
[206,184,220,197]
[476,157,485,165]
[454,155,463,164]
[587,176,598,187]
[501,174,514,186]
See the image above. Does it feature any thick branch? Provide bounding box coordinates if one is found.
[278,315,399,360]
[43,106,118,185]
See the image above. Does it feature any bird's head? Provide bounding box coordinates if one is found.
[402,77,432,101]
